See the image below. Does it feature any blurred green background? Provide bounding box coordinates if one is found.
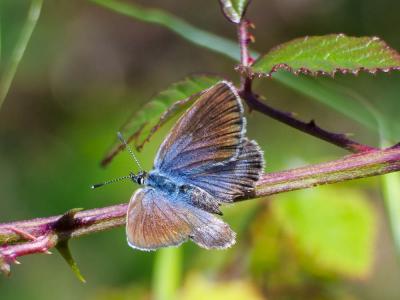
[0,0,399,299]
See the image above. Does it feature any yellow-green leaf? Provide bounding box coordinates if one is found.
[101,75,222,166]
[272,187,377,278]
[180,273,264,300]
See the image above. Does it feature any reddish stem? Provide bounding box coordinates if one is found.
[1,146,399,275]
[240,83,376,153]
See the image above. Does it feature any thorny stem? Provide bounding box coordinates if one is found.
[1,145,400,275]
[240,82,376,153]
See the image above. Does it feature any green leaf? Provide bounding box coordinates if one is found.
[245,34,400,77]
[101,75,222,166]
[272,187,377,278]
[180,273,264,300]
[153,247,182,300]
[0,0,43,110]
[380,137,400,261]
[56,241,86,283]
[219,0,251,24]
[90,0,241,62]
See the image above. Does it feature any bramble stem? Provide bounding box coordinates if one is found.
[1,146,399,275]
[240,85,376,153]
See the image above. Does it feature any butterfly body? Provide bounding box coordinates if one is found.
[125,81,265,251]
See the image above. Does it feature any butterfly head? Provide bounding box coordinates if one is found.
[130,171,147,185]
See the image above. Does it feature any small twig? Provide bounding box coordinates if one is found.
[237,20,254,68]
[0,146,399,275]
[0,234,57,276]
[241,86,376,153]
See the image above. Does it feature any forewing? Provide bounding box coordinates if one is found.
[126,188,236,250]
[154,81,245,176]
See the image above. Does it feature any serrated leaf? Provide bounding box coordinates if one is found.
[244,34,400,77]
[219,0,251,24]
[56,241,86,283]
[272,187,377,278]
[101,75,222,166]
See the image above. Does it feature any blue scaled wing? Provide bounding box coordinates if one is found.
[186,138,264,201]
[154,80,245,176]
[126,188,236,250]
[153,80,264,202]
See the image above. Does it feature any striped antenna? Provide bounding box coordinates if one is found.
[117,132,143,171]
[91,174,132,189]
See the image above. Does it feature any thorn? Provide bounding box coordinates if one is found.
[54,208,84,231]
[391,142,400,149]
[4,227,36,241]
[14,260,21,265]
[45,250,52,255]
[248,21,256,29]
[308,119,316,127]
[0,263,11,276]
[0,256,11,276]
[247,34,255,43]
[344,132,355,137]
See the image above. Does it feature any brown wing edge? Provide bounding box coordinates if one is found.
[126,188,236,251]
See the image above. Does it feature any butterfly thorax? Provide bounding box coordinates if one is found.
[146,171,179,195]
[146,171,222,215]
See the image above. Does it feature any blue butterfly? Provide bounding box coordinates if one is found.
[94,81,264,250]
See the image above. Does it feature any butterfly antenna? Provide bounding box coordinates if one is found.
[91,174,132,189]
[117,132,143,171]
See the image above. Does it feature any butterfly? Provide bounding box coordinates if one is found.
[94,81,264,250]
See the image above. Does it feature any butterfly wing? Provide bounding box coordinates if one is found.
[126,188,236,250]
[154,80,245,176]
[153,80,264,202]
[185,138,264,201]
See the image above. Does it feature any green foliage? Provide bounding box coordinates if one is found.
[180,273,264,300]
[272,187,377,278]
[0,0,43,109]
[153,247,182,300]
[56,241,86,283]
[249,187,377,298]
[101,75,222,165]
[90,0,241,61]
[247,34,400,77]
[382,171,400,253]
[219,0,251,24]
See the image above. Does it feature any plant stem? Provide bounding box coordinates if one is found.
[1,146,399,275]
[0,0,43,110]
[241,87,376,153]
